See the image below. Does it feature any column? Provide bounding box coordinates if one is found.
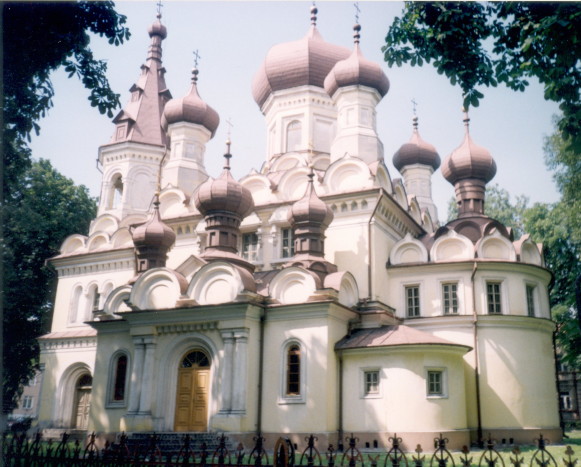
[220,331,235,413]
[127,338,145,414]
[138,336,157,414]
[232,330,249,413]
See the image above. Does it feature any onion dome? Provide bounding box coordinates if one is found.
[252,5,351,109]
[324,24,390,98]
[393,116,440,171]
[441,114,496,185]
[195,147,254,220]
[286,167,337,278]
[132,194,176,273]
[147,13,167,40]
[441,113,497,218]
[162,67,220,136]
[288,168,334,228]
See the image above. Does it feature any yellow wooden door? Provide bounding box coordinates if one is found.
[174,351,210,432]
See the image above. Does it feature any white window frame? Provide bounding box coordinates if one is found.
[278,339,306,405]
[281,227,295,259]
[106,350,131,408]
[486,281,503,314]
[241,231,259,263]
[360,368,382,399]
[525,283,537,317]
[404,284,421,318]
[22,395,33,410]
[441,282,460,315]
[426,367,447,399]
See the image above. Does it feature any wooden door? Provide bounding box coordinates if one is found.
[174,351,210,432]
[73,374,92,430]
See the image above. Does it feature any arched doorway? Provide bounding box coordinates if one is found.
[72,373,92,430]
[174,350,210,432]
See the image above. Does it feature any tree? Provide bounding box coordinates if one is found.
[383,2,581,153]
[1,1,129,417]
[2,1,130,198]
[2,160,97,414]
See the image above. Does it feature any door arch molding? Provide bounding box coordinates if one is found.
[154,334,219,431]
[54,363,92,428]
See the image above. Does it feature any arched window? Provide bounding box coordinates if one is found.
[107,352,129,406]
[286,345,301,395]
[286,120,302,152]
[107,174,124,210]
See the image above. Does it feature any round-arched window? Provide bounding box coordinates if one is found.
[181,350,210,368]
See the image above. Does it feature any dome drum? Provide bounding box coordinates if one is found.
[453,178,486,217]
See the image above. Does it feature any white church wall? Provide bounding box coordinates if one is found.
[341,345,468,435]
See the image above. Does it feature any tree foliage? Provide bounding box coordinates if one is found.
[1,1,128,414]
[2,1,130,198]
[383,2,581,153]
[2,160,97,413]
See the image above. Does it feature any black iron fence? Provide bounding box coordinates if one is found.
[1,431,576,467]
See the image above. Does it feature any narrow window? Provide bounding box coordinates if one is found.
[405,286,420,317]
[286,345,301,395]
[286,120,302,152]
[113,355,128,402]
[22,396,33,410]
[486,282,502,314]
[242,232,259,262]
[427,370,443,396]
[560,392,572,410]
[112,175,123,209]
[442,283,459,314]
[364,370,379,395]
[526,285,536,317]
[281,228,295,258]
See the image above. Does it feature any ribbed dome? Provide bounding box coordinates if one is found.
[132,197,176,250]
[393,118,440,171]
[441,124,496,185]
[252,7,350,109]
[148,14,167,39]
[324,25,389,98]
[288,170,333,228]
[162,69,219,136]
[195,154,254,219]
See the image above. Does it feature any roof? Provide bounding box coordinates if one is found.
[39,329,97,339]
[335,325,471,351]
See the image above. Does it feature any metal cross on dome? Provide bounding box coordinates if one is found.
[412,98,418,116]
[156,0,163,16]
[354,2,361,23]
[193,50,201,68]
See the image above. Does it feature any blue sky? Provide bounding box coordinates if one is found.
[29,1,560,222]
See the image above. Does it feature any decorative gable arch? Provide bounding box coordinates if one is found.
[431,230,474,262]
[188,261,255,305]
[103,285,132,315]
[515,234,543,266]
[130,268,187,310]
[324,271,359,307]
[390,233,429,265]
[476,230,516,261]
[324,157,373,194]
[60,234,87,255]
[268,266,320,305]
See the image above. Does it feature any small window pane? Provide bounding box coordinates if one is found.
[113,355,128,401]
[364,371,379,395]
[242,233,259,262]
[286,121,302,152]
[442,283,458,314]
[406,286,420,317]
[526,285,535,317]
[487,282,502,314]
[281,228,295,258]
[287,345,301,395]
[427,370,442,395]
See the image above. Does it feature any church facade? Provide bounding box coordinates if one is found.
[37,8,560,449]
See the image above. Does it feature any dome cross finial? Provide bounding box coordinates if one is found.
[462,107,470,134]
[353,3,361,44]
[412,98,419,130]
[224,117,234,169]
[191,50,201,84]
[156,0,163,19]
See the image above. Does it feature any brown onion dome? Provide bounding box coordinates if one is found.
[147,13,167,40]
[195,151,254,219]
[132,195,176,253]
[288,168,333,228]
[252,6,351,109]
[393,116,440,171]
[324,24,390,98]
[441,114,496,185]
[162,68,220,136]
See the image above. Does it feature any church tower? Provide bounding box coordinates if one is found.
[97,12,172,220]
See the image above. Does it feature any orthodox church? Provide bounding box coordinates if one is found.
[37,7,560,449]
